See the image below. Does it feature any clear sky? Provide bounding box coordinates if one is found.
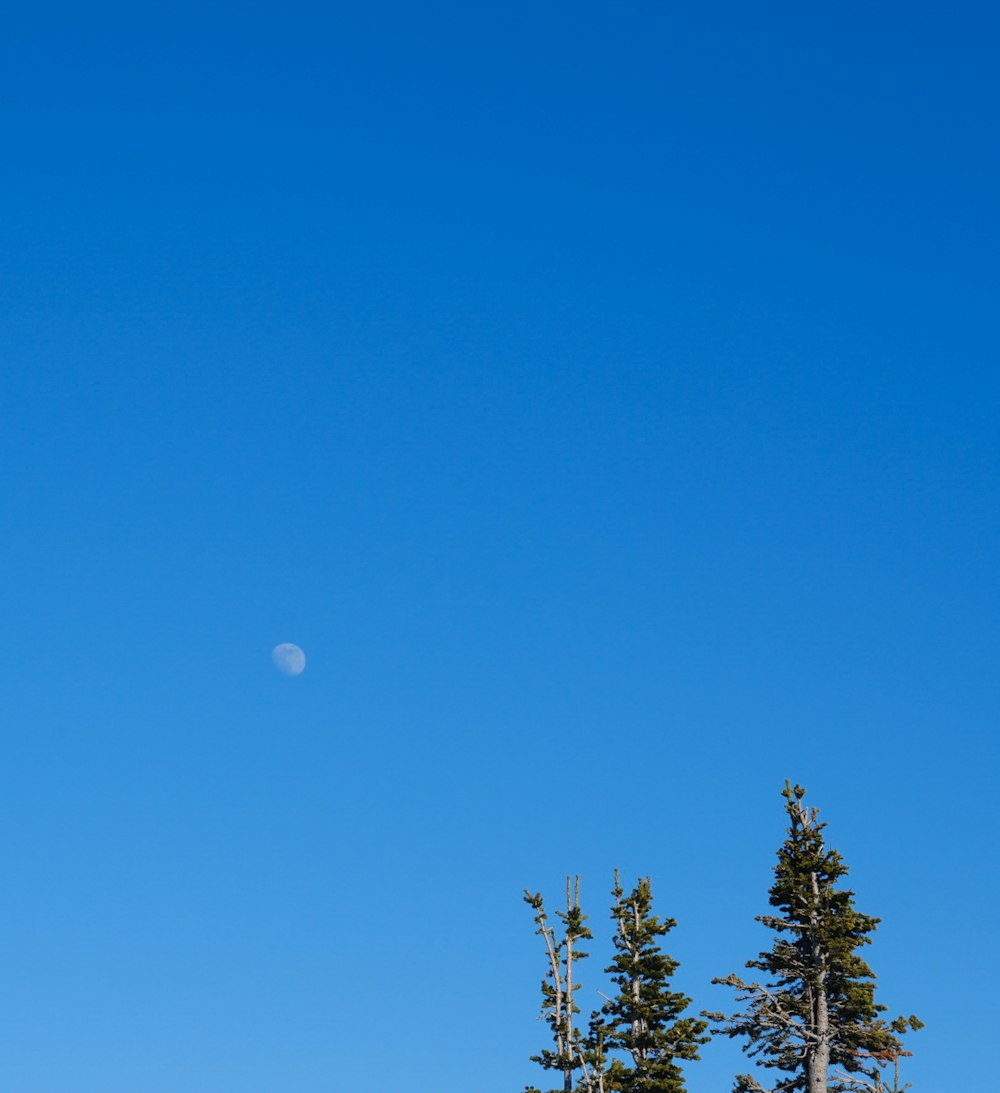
[2,3,997,1090]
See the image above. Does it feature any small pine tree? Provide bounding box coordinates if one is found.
[597,872,708,1093]
[524,877,594,1093]
[706,782,921,1093]
[830,1016,924,1093]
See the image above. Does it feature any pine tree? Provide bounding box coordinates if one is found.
[830,1016,924,1093]
[597,872,708,1093]
[706,782,921,1093]
[524,877,594,1093]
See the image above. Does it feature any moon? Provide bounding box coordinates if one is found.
[272,642,306,676]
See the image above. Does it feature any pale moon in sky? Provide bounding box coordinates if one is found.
[272,642,306,676]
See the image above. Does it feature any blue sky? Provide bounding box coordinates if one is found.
[2,2,997,1090]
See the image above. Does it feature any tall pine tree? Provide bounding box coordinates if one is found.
[706,782,921,1093]
[598,872,708,1093]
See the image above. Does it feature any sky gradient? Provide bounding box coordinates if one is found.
[2,3,998,1090]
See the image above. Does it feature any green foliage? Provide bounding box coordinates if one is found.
[597,873,709,1093]
[523,875,705,1093]
[706,782,921,1093]
[522,784,922,1093]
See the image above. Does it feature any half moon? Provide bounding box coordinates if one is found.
[272,642,306,676]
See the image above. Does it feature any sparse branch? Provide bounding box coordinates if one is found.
[523,878,592,1093]
[707,975,823,1043]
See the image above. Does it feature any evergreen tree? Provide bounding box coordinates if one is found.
[706,782,921,1093]
[524,877,594,1093]
[830,1016,924,1093]
[598,872,708,1093]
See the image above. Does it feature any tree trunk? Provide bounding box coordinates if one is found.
[807,865,830,1093]
[808,983,830,1093]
